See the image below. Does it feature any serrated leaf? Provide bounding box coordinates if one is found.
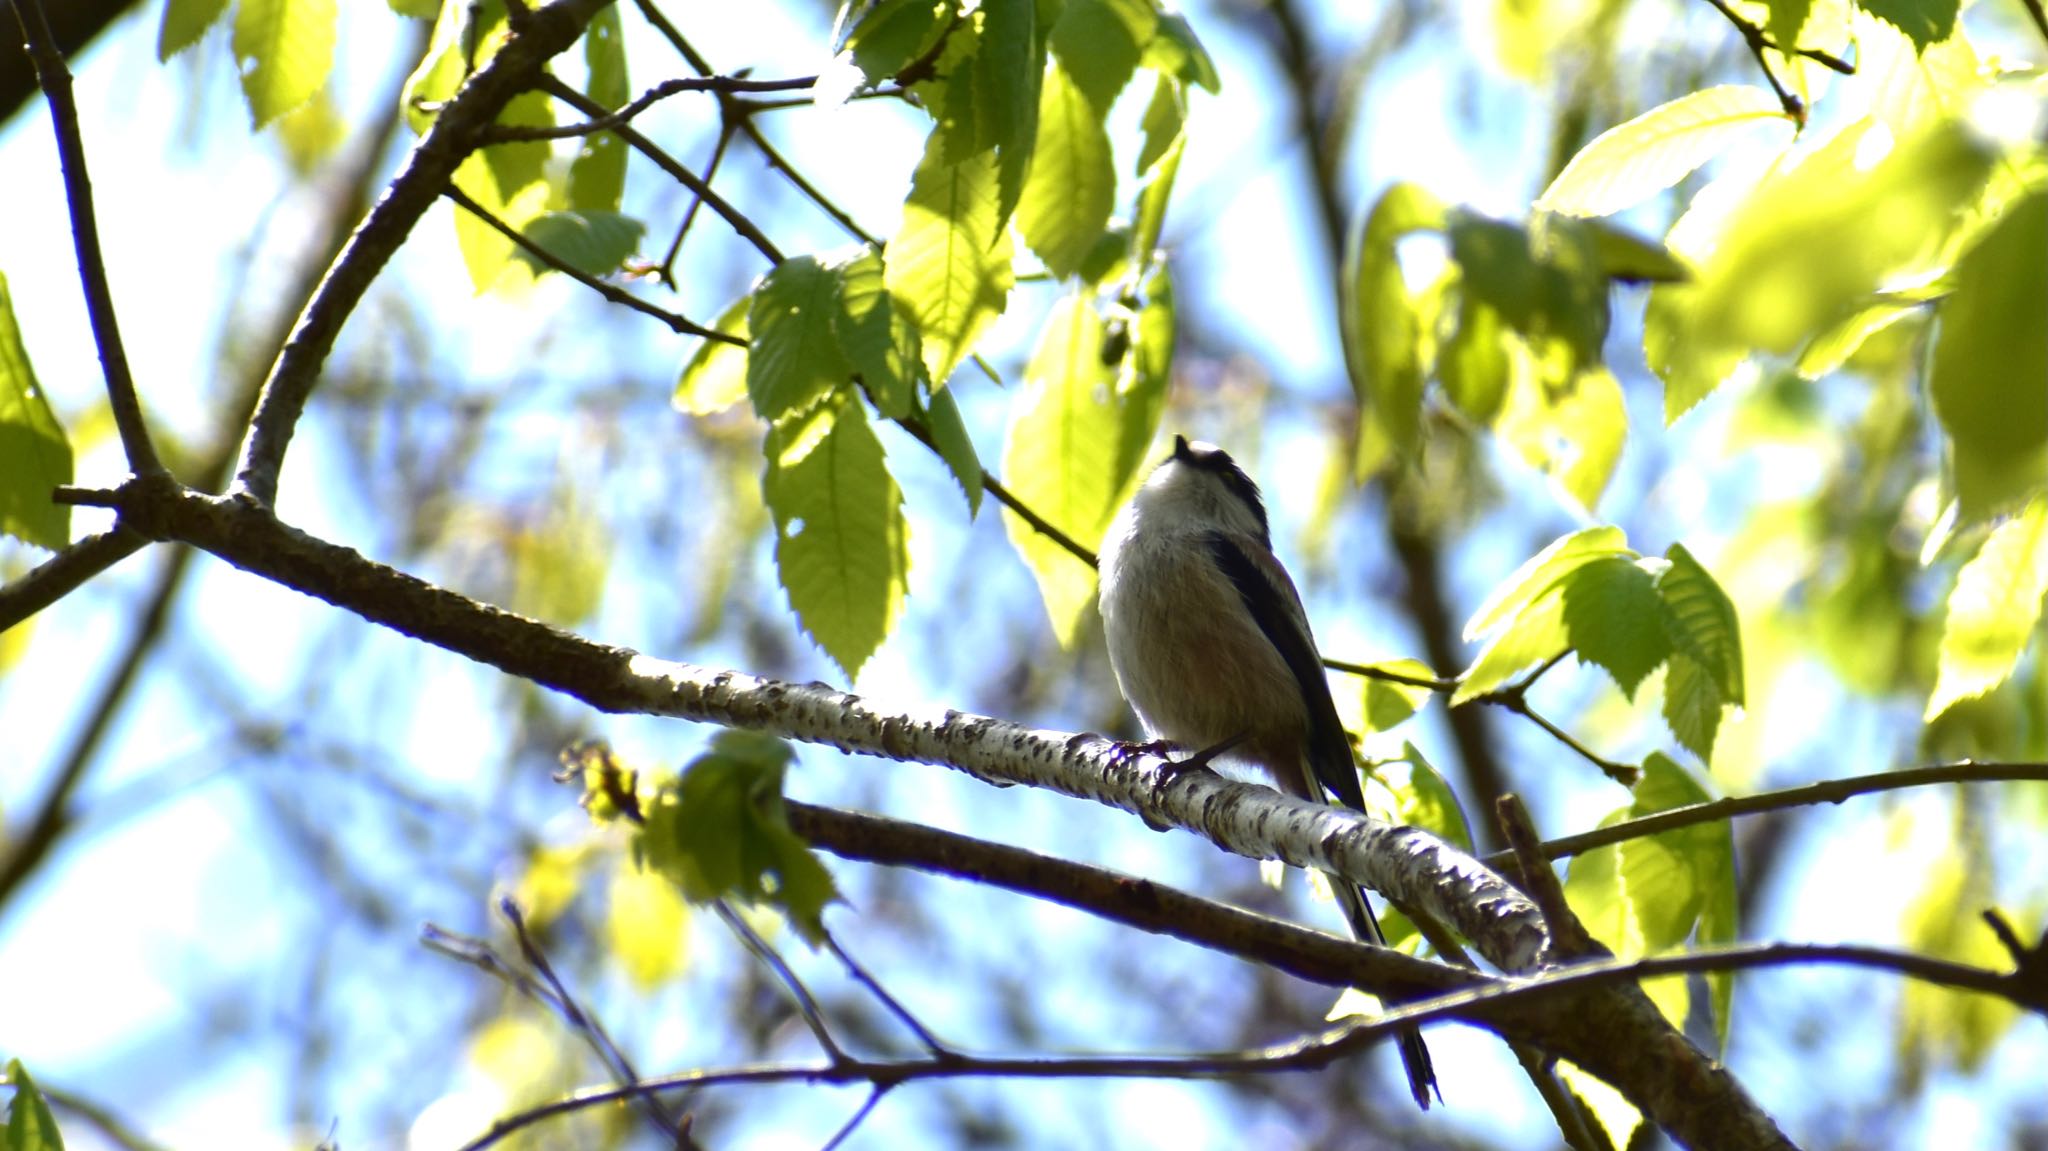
[1536,86,1790,219]
[763,397,910,679]
[1657,543,1745,704]
[1662,651,1725,762]
[925,385,984,515]
[1002,294,1158,645]
[749,255,855,420]
[885,132,1014,388]
[1358,659,1436,734]
[510,210,645,278]
[1048,0,1152,112]
[1454,584,1571,704]
[4,1060,63,1151]
[1341,183,1446,465]
[846,0,949,85]
[1861,0,1958,50]
[0,272,71,552]
[233,0,337,128]
[1931,189,2048,523]
[1141,12,1219,92]
[1927,499,2048,720]
[1561,556,1672,700]
[159,0,231,60]
[977,0,1040,226]
[1449,212,1608,373]
[1018,61,1115,279]
[1766,0,1814,53]
[675,296,751,416]
[1467,525,1633,640]
[636,731,839,944]
[567,6,629,212]
[831,248,921,420]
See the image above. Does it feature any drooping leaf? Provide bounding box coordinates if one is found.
[885,131,1015,389]
[232,0,338,127]
[830,248,922,419]
[976,0,1041,226]
[763,397,910,680]
[1536,86,1790,219]
[1449,212,1608,374]
[1930,189,2048,523]
[1018,60,1116,279]
[846,0,951,86]
[1439,293,1510,424]
[1002,294,1160,645]
[675,296,751,416]
[749,255,855,420]
[636,731,840,944]
[1341,183,1446,465]
[1560,556,1672,700]
[566,5,629,213]
[510,210,645,278]
[925,385,984,515]
[400,0,474,134]
[1048,0,1152,113]
[1926,499,2048,720]
[1861,0,1959,50]
[159,0,231,60]
[1657,543,1746,706]
[4,1060,64,1151]
[1140,11,1219,92]
[0,272,71,552]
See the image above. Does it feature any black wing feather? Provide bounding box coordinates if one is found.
[1202,532,1364,810]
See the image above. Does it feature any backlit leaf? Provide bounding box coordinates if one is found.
[1018,61,1116,279]
[925,385,984,515]
[749,255,855,420]
[232,0,337,127]
[1560,556,1672,700]
[566,6,629,212]
[1341,183,1446,465]
[0,272,71,552]
[159,0,230,60]
[1049,0,1152,113]
[3,1060,63,1151]
[510,210,645,278]
[675,297,751,416]
[1536,86,1790,219]
[885,131,1015,388]
[1926,499,2048,720]
[831,248,921,419]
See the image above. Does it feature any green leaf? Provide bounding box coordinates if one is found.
[976,0,1041,226]
[1448,212,1607,373]
[1535,86,1790,219]
[763,396,910,679]
[1367,742,1474,854]
[232,0,337,127]
[1439,293,1510,424]
[831,248,921,419]
[1129,78,1187,266]
[566,6,629,213]
[749,255,855,420]
[0,272,71,552]
[450,89,554,292]
[1766,0,1814,52]
[3,1060,64,1151]
[675,296,751,416]
[925,385,984,515]
[1861,0,1958,50]
[1931,189,2048,523]
[1657,543,1746,704]
[1048,0,1152,112]
[1560,556,1672,700]
[636,731,840,944]
[1796,298,1919,380]
[1454,585,1571,704]
[1581,219,1689,284]
[1017,61,1116,279]
[400,0,472,134]
[1002,293,1159,645]
[1662,651,1725,763]
[1466,525,1633,640]
[885,131,1015,389]
[1341,182,1446,464]
[159,0,231,59]
[388,0,441,16]
[510,210,645,278]
[1140,11,1219,92]
[1497,362,1628,514]
[1359,659,1437,734]
[1135,71,1183,176]
[1926,499,2048,720]
[1644,278,1746,425]
[1687,117,1993,360]
[846,0,950,85]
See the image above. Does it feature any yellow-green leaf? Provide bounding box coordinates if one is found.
[749,255,856,420]
[885,131,1015,388]
[232,0,337,127]
[675,297,751,416]
[763,397,910,680]
[510,210,645,278]
[606,860,691,990]
[831,248,921,420]
[566,6,629,212]
[1466,525,1633,640]
[1002,294,1159,645]
[1536,86,1790,219]
[1926,499,2048,720]
[159,0,231,60]
[1497,361,1627,515]
[0,271,71,552]
[1359,659,1436,734]
[4,1059,64,1151]
[1018,61,1116,279]
[1341,182,1446,466]
[925,385,984,516]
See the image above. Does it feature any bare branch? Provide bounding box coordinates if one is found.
[9,0,161,476]
[0,527,145,632]
[233,0,618,507]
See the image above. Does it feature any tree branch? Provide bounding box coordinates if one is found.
[232,0,617,507]
[10,0,161,476]
[0,527,146,632]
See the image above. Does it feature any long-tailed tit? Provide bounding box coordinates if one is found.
[1098,434,1440,1109]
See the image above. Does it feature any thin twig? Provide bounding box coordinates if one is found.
[10,0,161,477]
[480,74,821,142]
[442,184,743,344]
[823,929,951,1056]
[714,899,846,1062]
[0,527,146,632]
[1484,760,2048,870]
[818,1086,887,1151]
[1697,0,1856,122]
[656,124,735,287]
[541,75,787,264]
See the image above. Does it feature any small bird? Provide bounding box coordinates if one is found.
[1098,434,1440,1109]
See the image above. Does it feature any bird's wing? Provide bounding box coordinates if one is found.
[1201,530,1365,811]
